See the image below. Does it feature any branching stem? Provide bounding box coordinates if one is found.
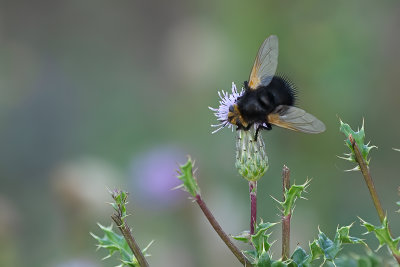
[281,165,291,261]
[195,194,253,266]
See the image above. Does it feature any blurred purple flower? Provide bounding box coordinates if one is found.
[129,146,187,210]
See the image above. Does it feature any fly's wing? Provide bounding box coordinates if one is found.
[248,35,279,90]
[267,105,326,133]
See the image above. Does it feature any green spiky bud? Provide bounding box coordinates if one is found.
[176,157,200,197]
[109,189,129,219]
[235,129,268,181]
[339,119,376,169]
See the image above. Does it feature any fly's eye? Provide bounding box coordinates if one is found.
[229,105,234,112]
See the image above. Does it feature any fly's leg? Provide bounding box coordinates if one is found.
[254,123,272,141]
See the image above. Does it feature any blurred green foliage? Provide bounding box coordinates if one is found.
[1,0,400,266]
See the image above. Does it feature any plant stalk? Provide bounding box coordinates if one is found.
[349,135,400,264]
[195,194,252,266]
[349,135,385,222]
[111,214,149,267]
[249,181,257,235]
[281,165,291,261]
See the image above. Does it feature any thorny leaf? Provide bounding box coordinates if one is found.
[360,217,400,256]
[91,223,153,267]
[339,119,376,169]
[176,156,200,197]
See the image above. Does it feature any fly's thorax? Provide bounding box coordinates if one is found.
[234,75,296,129]
[237,88,273,124]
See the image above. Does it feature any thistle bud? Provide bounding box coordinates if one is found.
[235,129,268,181]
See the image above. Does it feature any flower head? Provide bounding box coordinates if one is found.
[209,82,244,134]
[209,82,269,181]
[235,129,268,181]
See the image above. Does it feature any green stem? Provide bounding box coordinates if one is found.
[195,194,253,266]
[281,165,291,261]
[349,135,400,264]
[349,135,385,222]
[111,214,149,267]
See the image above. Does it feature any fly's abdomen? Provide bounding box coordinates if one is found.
[264,75,296,107]
[237,75,296,126]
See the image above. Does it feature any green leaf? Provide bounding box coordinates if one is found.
[291,246,311,267]
[309,240,324,261]
[335,224,367,246]
[356,251,384,267]
[339,119,376,168]
[243,250,258,264]
[317,230,341,261]
[91,223,152,266]
[326,252,385,267]
[231,230,250,243]
[360,217,400,255]
[176,157,200,197]
[254,252,287,266]
[270,260,287,267]
[255,221,279,233]
[288,225,366,265]
[237,221,279,265]
[251,221,279,256]
[278,180,310,216]
[312,225,370,264]
[256,250,272,266]
[251,230,272,256]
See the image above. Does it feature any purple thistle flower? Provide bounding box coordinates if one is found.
[208,82,244,134]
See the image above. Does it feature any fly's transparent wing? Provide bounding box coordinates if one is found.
[248,35,279,90]
[267,105,326,133]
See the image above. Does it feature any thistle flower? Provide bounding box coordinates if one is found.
[209,82,269,181]
[209,82,244,134]
[235,129,268,181]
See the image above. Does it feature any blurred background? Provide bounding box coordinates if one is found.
[1,0,400,266]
